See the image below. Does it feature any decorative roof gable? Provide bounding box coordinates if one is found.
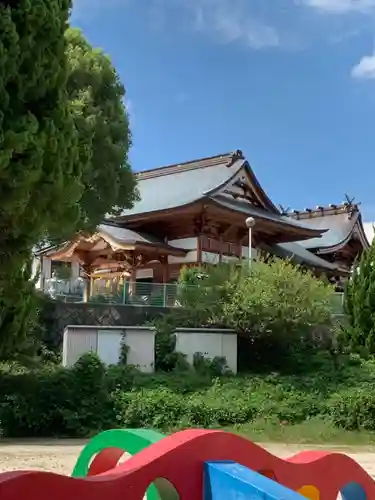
[288,202,370,252]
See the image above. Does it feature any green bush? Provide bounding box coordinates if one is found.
[0,353,115,437]
[329,384,375,431]
[2,353,375,437]
[178,261,334,371]
[152,315,181,372]
[178,261,333,332]
[237,261,332,337]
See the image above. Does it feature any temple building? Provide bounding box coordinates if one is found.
[33,150,370,300]
[286,201,370,276]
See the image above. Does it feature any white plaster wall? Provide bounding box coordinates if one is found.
[126,327,155,373]
[71,261,80,279]
[201,249,257,264]
[169,250,198,264]
[136,268,154,279]
[241,246,258,259]
[168,238,198,264]
[62,326,155,372]
[222,334,238,374]
[168,237,197,249]
[201,251,221,264]
[32,256,42,289]
[97,329,123,365]
[63,327,98,367]
[175,329,237,373]
[43,257,52,280]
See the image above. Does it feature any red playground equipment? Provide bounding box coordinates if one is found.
[0,428,371,500]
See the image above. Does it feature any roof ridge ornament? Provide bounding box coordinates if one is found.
[232,149,244,159]
[278,204,290,215]
[224,149,244,167]
[343,193,360,219]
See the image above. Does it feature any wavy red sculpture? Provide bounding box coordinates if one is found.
[0,429,370,500]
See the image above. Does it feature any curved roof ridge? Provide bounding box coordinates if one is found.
[272,242,339,272]
[136,150,244,180]
[210,195,326,238]
[243,160,280,214]
[288,203,361,220]
[97,224,186,253]
[295,210,370,252]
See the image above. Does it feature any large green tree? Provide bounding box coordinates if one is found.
[0,1,81,264]
[0,7,138,358]
[64,28,138,234]
[344,245,375,353]
[0,0,81,358]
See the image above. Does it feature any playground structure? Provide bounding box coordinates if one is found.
[0,428,372,500]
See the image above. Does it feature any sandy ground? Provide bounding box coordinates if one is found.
[0,440,374,479]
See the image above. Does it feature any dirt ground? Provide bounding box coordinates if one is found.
[0,440,374,479]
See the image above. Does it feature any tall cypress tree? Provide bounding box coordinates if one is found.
[0,0,81,357]
[0,0,81,267]
[344,244,375,353]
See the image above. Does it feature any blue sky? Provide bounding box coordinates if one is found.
[71,0,375,222]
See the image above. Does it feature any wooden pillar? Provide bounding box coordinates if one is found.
[81,264,92,303]
[152,256,167,284]
[161,255,169,283]
[83,277,91,303]
[218,235,223,263]
[197,235,203,264]
[128,267,136,294]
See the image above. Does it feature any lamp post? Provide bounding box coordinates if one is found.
[245,217,256,268]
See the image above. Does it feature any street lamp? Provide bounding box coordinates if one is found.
[245,217,256,268]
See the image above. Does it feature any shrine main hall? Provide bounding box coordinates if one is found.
[34,150,370,299]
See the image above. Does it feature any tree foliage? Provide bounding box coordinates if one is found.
[178,260,334,370]
[0,10,138,358]
[0,0,81,268]
[344,245,375,353]
[0,0,81,358]
[179,260,334,340]
[0,258,40,360]
[65,28,138,234]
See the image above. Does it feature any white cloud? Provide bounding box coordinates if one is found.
[301,0,375,76]
[352,53,375,78]
[185,0,280,49]
[301,0,375,13]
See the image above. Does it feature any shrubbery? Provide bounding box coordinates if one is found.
[176,260,335,372]
[178,260,334,339]
[1,352,375,438]
[0,260,370,441]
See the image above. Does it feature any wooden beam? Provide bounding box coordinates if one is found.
[115,201,204,226]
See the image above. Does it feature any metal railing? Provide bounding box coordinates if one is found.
[42,276,84,302]
[90,281,180,307]
[41,277,346,311]
[42,278,182,307]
